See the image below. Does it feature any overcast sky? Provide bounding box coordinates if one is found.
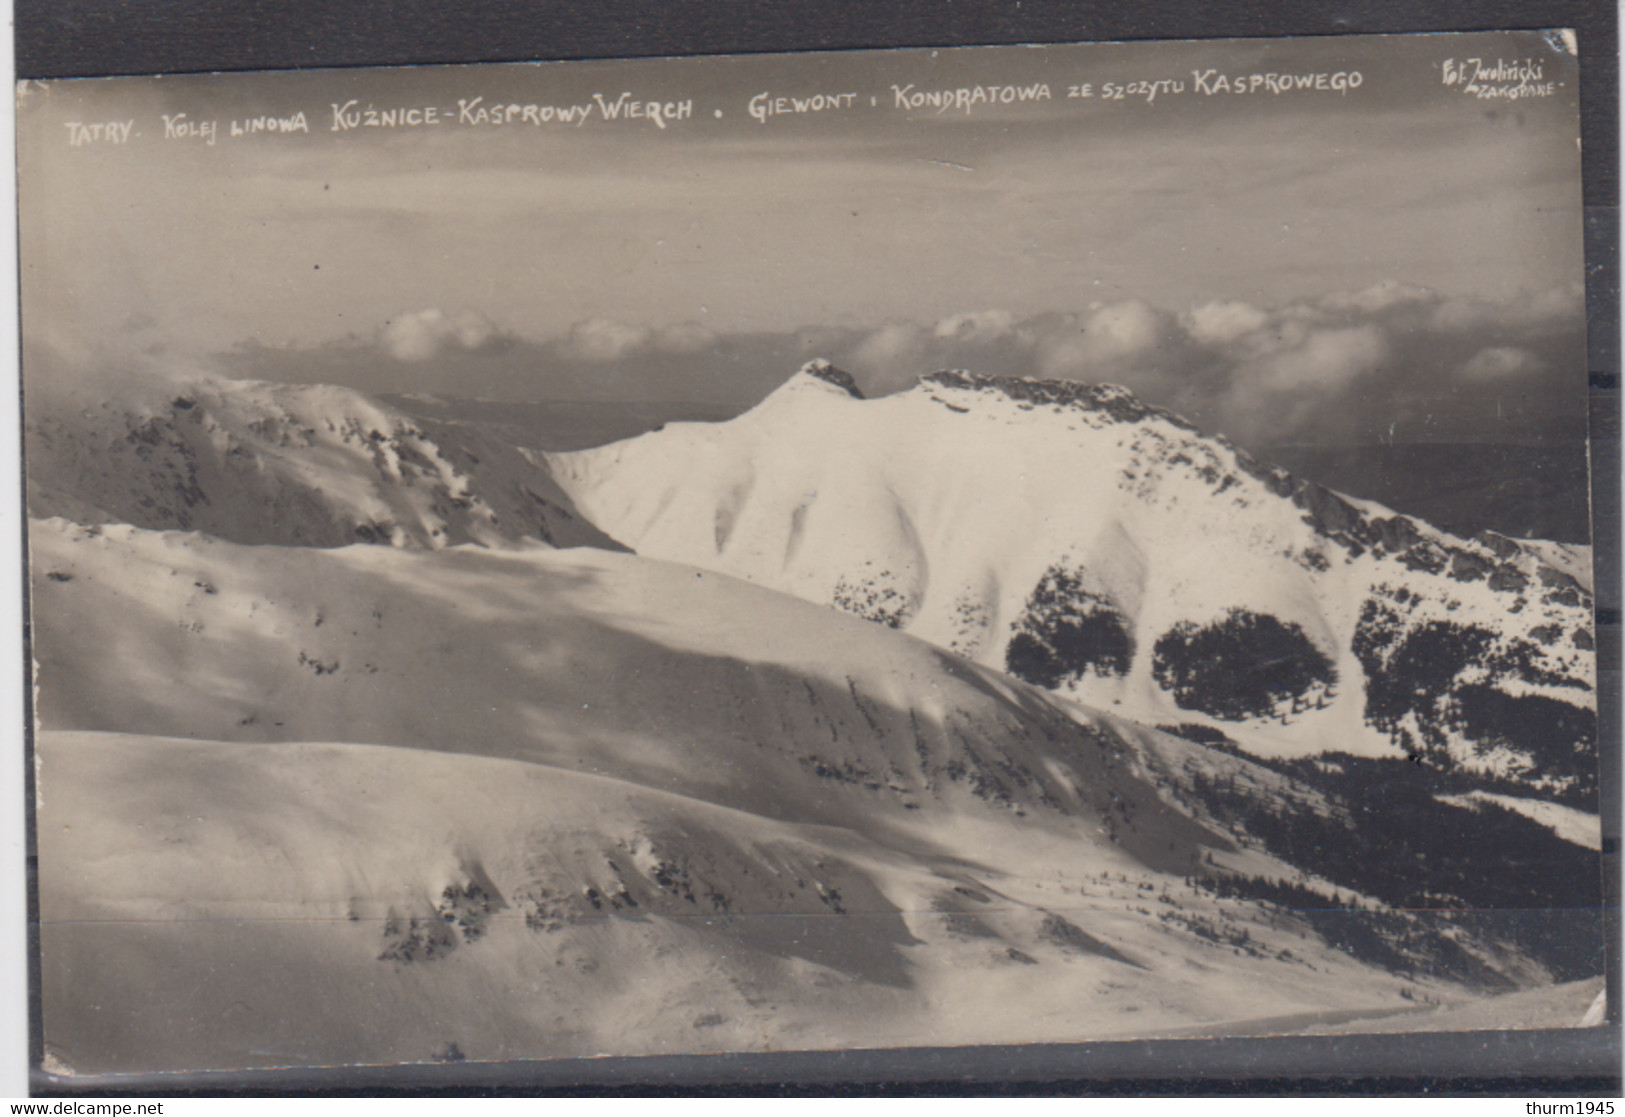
[18,29,1587,445]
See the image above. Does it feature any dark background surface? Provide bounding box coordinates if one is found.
[13,0,1621,1098]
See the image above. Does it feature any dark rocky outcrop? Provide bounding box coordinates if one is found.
[921,370,1196,430]
[801,360,865,399]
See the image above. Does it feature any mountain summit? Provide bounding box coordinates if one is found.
[548,363,1595,805]
[27,370,618,551]
[797,358,866,399]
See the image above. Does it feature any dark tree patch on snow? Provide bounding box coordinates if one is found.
[438,880,502,943]
[832,569,916,629]
[1005,565,1133,688]
[1155,723,1237,748]
[1352,597,1596,802]
[378,913,458,963]
[1296,548,1331,573]
[1181,752,1604,982]
[1451,685,1596,789]
[1353,605,1494,748]
[296,650,340,676]
[1151,609,1335,722]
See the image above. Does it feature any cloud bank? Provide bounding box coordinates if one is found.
[829,280,1586,447]
[379,309,502,361]
[222,279,1586,452]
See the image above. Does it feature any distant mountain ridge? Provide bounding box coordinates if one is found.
[378,393,743,454]
[548,362,1596,805]
[380,383,1589,543]
[1257,441,1591,546]
[26,372,620,551]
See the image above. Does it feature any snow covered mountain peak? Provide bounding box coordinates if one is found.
[788,358,866,399]
[784,360,1184,426]
[26,370,618,552]
[548,362,1596,804]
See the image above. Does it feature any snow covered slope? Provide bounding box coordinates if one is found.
[29,517,1256,851]
[548,363,1597,803]
[26,370,618,550]
[34,518,1566,1074]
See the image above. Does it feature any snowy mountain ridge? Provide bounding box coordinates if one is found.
[26,371,618,551]
[548,362,1597,803]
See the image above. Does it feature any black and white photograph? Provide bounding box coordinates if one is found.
[16,28,1610,1080]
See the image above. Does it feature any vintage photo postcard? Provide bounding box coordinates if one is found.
[17,29,1608,1079]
